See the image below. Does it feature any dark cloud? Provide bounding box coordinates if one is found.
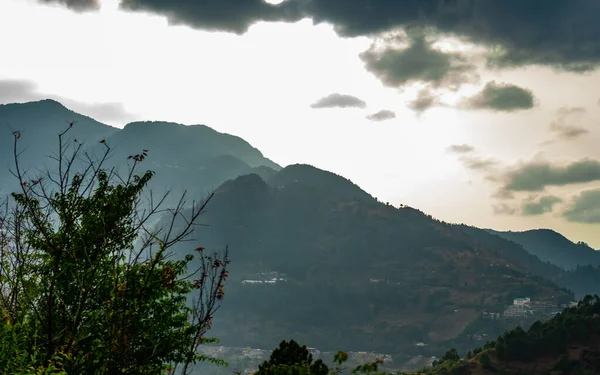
[407,88,443,113]
[39,0,99,12]
[360,34,477,89]
[447,144,474,154]
[308,0,600,72]
[563,189,600,223]
[549,106,588,140]
[460,81,535,112]
[310,93,367,109]
[120,0,304,34]
[503,159,600,192]
[522,195,562,216]
[0,79,136,125]
[492,203,517,216]
[366,109,395,121]
[116,1,600,71]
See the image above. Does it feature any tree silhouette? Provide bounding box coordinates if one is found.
[0,125,229,374]
[257,340,328,375]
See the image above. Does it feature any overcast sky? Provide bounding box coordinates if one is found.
[2,0,600,247]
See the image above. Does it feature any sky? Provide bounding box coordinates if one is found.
[1,0,600,247]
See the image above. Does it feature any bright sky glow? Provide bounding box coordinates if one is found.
[2,0,600,246]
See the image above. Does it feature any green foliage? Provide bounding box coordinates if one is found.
[258,342,396,375]
[486,295,600,362]
[422,294,600,375]
[477,353,492,369]
[0,129,230,374]
[256,340,328,375]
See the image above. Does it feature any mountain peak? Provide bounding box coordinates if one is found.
[269,163,375,202]
[0,98,67,112]
[490,228,600,271]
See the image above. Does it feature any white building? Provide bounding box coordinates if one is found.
[513,297,531,306]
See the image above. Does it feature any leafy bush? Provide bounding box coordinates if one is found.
[0,127,229,374]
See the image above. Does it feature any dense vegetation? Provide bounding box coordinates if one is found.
[253,296,600,375]
[171,172,573,356]
[0,128,229,374]
[414,295,600,375]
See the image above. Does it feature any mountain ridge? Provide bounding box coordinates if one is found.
[2,99,599,370]
[488,228,600,271]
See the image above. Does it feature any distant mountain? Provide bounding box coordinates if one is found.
[0,100,279,200]
[164,169,574,360]
[4,99,598,369]
[0,100,118,182]
[489,229,600,270]
[268,164,375,202]
[105,121,280,170]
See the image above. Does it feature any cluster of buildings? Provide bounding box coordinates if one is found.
[241,271,287,285]
[483,297,577,319]
[348,351,393,365]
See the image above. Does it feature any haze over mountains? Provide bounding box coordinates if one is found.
[2,99,600,369]
[0,99,279,202]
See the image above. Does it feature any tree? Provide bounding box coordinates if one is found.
[256,340,328,375]
[478,353,492,369]
[0,126,229,374]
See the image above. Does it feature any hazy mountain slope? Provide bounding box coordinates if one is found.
[105,121,280,170]
[489,228,600,270]
[164,169,573,359]
[0,100,118,186]
[0,100,279,202]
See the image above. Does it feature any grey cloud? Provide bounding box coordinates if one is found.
[447,144,474,154]
[493,203,517,216]
[360,34,477,89]
[0,79,136,125]
[57,99,137,125]
[492,189,515,200]
[521,195,562,216]
[117,1,600,72]
[503,159,600,192]
[366,109,395,121]
[407,88,443,114]
[120,0,304,34]
[0,80,38,103]
[460,155,497,171]
[549,106,588,140]
[38,0,99,12]
[310,93,367,109]
[557,107,586,116]
[564,189,600,223]
[460,81,535,112]
[550,122,588,140]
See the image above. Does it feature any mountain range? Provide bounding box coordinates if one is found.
[2,99,600,370]
[0,99,279,202]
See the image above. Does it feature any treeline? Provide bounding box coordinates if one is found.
[250,295,600,375]
[417,294,600,375]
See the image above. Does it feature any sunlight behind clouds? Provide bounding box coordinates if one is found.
[2,0,600,246]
